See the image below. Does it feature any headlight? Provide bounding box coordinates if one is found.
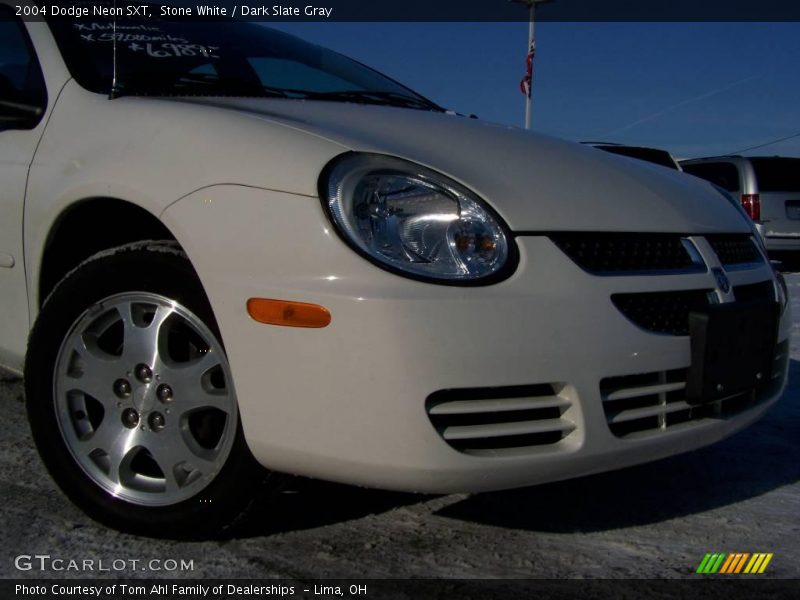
[320,153,514,283]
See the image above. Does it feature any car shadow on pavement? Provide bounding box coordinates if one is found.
[435,358,800,533]
[225,478,426,539]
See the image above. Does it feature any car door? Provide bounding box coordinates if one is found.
[0,9,48,370]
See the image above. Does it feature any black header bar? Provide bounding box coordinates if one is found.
[8,0,800,22]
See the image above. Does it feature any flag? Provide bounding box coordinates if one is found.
[519,39,536,98]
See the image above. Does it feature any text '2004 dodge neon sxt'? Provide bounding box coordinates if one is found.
[0,4,791,537]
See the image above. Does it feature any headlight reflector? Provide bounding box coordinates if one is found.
[321,154,512,283]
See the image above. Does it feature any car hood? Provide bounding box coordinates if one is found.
[177,97,749,233]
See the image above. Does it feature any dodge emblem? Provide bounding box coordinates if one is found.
[712,267,731,294]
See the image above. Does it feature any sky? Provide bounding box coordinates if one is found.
[268,21,800,160]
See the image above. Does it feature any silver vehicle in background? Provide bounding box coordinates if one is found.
[681,156,800,256]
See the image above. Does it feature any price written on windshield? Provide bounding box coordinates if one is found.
[127,43,222,58]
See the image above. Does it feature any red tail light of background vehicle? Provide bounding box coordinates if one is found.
[741,194,761,221]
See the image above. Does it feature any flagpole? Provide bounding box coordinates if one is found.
[525,2,535,129]
[513,0,553,129]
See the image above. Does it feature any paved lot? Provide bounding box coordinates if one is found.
[1,275,798,580]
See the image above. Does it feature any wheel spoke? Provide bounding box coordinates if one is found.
[177,387,231,416]
[108,443,138,487]
[119,303,173,368]
[168,350,230,416]
[78,421,140,485]
[66,338,120,405]
[147,438,185,492]
[85,417,124,451]
[148,429,217,491]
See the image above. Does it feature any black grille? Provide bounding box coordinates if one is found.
[612,290,712,336]
[734,280,775,303]
[707,235,762,266]
[550,233,701,274]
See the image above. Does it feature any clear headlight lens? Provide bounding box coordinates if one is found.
[321,154,512,283]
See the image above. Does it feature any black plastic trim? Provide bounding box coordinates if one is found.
[546,231,707,276]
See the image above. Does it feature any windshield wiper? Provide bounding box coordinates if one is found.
[110,73,292,99]
[108,76,445,111]
[292,89,445,112]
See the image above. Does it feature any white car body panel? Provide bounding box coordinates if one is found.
[178,97,750,234]
[0,126,33,371]
[0,22,70,370]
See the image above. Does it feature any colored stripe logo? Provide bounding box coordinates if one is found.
[696,553,773,574]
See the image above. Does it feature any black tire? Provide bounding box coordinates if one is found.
[25,241,269,539]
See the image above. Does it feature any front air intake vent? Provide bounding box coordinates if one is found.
[706,235,762,267]
[600,340,788,438]
[612,289,713,336]
[426,384,575,454]
[549,233,703,275]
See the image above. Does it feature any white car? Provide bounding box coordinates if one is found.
[0,9,792,537]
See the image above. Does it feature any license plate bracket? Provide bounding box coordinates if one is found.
[686,299,779,404]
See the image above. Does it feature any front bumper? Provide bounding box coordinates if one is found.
[163,186,792,493]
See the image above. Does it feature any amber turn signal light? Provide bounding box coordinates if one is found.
[247,298,331,328]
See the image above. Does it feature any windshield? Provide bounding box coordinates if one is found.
[47,17,441,110]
